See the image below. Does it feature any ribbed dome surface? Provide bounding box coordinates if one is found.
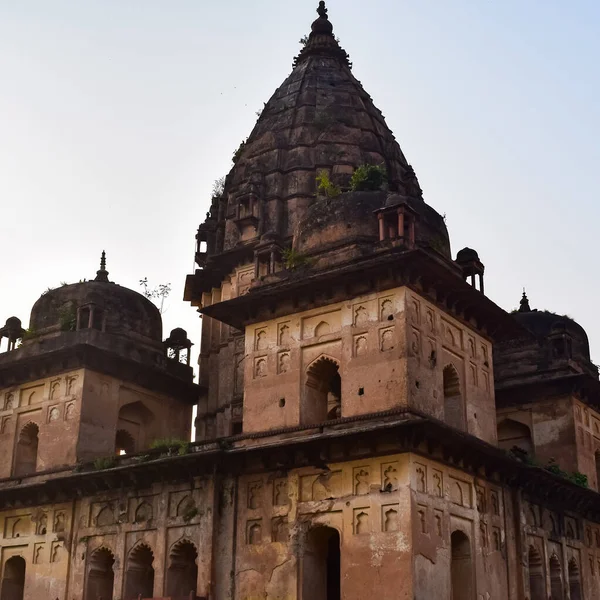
[218,3,417,251]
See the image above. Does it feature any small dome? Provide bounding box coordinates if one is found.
[513,310,591,362]
[294,191,451,259]
[166,327,189,344]
[456,247,479,263]
[29,281,162,342]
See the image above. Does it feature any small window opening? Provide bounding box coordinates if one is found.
[358,387,364,396]
[115,429,136,456]
[279,398,286,407]
[79,307,90,330]
[232,421,243,435]
[92,308,104,331]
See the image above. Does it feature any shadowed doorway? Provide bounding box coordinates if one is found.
[301,527,341,600]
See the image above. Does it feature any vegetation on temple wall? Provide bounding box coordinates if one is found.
[316,169,341,198]
[150,437,190,456]
[183,505,199,522]
[283,248,311,270]
[232,139,247,164]
[139,278,171,314]
[20,327,38,341]
[58,303,77,332]
[212,176,225,199]
[508,449,589,488]
[93,456,116,470]
[350,164,387,192]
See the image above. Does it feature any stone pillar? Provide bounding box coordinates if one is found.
[378,214,385,241]
[397,210,405,240]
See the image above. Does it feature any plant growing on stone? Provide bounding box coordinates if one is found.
[150,437,190,456]
[93,456,116,470]
[316,170,341,199]
[211,176,225,199]
[58,304,77,332]
[139,278,171,314]
[232,139,247,164]
[283,248,311,270]
[350,164,387,192]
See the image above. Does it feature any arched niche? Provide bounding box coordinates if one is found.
[527,545,545,600]
[13,422,39,476]
[84,547,115,600]
[124,543,154,600]
[497,418,533,456]
[165,539,198,598]
[443,365,465,431]
[303,356,341,425]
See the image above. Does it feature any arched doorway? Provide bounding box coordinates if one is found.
[451,530,473,600]
[497,419,534,456]
[13,423,39,476]
[527,546,545,600]
[303,357,341,425]
[549,554,563,600]
[443,366,465,431]
[0,556,26,600]
[301,527,341,600]
[84,547,115,600]
[166,540,198,598]
[568,558,582,600]
[115,429,135,455]
[124,544,154,600]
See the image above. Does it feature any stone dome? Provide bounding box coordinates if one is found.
[294,191,451,259]
[29,265,162,342]
[513,309,591,362]
[456,247,479,263]
[218,3,420,251]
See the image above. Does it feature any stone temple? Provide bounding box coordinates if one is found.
[1,3,599,599]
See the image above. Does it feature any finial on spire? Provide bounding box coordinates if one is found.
[518,289,531,313]
[317,1,328,19]
[95,250,110,282]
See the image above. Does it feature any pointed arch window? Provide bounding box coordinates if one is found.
[450,530,473,600]
[166,540,198,598]
[303,357,341,425]
[84,547,115,600]
[124,544,154,600]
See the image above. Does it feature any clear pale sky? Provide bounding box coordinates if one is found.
[1,1,599,364]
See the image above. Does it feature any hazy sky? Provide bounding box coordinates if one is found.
[1,1,599,364]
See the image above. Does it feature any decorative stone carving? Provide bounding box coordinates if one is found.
[65,403,75,421]
[255,330,267,351]
[254,358,267,378]
[354,335,367,357]
[382,464,398,491]
[354,510,369,535]
[380,329,394,352]
[415,464,426,493]
[354,468,369,495]
[272,517,288,543]
[36,513,47,535]
[51,541,63,563]
[278,352,290,374]
[48,407,60,423]
[54,512,65,533]
[33,543,44,564]
[4,393,15,410]
[383,508,398,532]
[134,501,153,523]
[50,380,61,400]
[380,299,393,321]
[418,508,427,533]
[278,324,290,346]
[247,520,262,545]
[247,482,263,510]
[432,470,443,497]
[273,479,288,506]
[354,306,368,326]
[314,321,330,337]
[96,506,114,527]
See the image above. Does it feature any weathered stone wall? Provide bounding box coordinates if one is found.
[0,368,193,478]
[0,370,84,477]
[241,288,495,443]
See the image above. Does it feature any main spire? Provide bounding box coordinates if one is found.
[294,2,351,68]
[95,250,110,282]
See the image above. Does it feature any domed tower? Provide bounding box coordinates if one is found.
[186,3,519,441]
[0,254,199,477]
[495,291,600,490]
